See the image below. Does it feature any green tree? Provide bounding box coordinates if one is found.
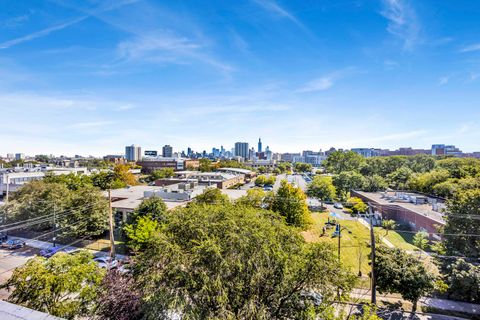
[374,246,435,313]
[255,175,267,186]
[132,196,168,222]
[124,216,160,252]
[381,219,396,235]
[345,197,368,215]
[63,185,109,238]
[199,158,212,172]
[272,180,311,228]
[323,151,365,174]
[408,169,450,194]
[307,175,336,208]
[132,203,356,319]
[332,171,366,200]
[1,251,104,319]
[444,189,480,258]
[236,188,268,208]
[413,231,429,253]
[386,166,414,190]
[0,181,108,239]
[443,259,480,303]
[294,162,313,173]
[195,187,229,205]
[43,172,93,191]
[362,175,387,192]
[148,168,175,182]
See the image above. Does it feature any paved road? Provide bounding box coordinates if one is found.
[273,174,308,191]
[0,247,38,299]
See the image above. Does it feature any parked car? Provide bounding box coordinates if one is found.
[334,202,343,209]
[93,256,119,269]
[2,239,26,250]
[0,232,8,243]
[40,246,62,258]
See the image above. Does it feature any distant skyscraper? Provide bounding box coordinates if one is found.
[162,145,173,157]
[125,145,142,162]
[15,153,25,161]
[234,142,249,159]
[258,138,262,153]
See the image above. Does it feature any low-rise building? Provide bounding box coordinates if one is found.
[351,190,446,239]
[155,171,244,189]
[137,158,200,173]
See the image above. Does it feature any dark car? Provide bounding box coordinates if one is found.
[0,232,7,243]
[2,239,26,250]
[40,246,62,258]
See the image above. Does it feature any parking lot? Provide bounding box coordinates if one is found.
[0,246,39,299]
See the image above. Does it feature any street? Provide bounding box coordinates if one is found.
[0,247,38,299]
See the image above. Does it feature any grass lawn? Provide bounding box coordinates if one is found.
[374,228,419,251]
[301,212,372,276]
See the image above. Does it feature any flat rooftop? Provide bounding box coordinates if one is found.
[354,190,445,224]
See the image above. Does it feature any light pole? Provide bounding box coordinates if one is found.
[336,223,351,263]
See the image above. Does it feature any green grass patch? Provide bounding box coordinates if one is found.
[375,228,419,251]
[302,212,372,275]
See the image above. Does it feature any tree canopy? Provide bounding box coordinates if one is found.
[1,251,104,320]
[272,180,312,228]
[374,246,435,312]
[130,203,356,319]
[307,175,336,206]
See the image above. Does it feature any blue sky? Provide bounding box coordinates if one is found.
[1,0,480,156]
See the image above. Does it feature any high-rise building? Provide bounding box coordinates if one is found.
[125,145,142,162]
[258,138,262,153]
[162,145,173,157]
[431,144,462,156]
[15,153,25,161]
[234,142,249,159]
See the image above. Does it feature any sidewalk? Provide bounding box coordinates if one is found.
[10,236,127,260]
[352,288,480,316]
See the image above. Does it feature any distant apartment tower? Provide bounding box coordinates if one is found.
[15,153,25,161]
[162,145,173,157]
[351,148,381,158]
[258,138,262,153]
[234,142,249,159]
[431,144,462,156]
[125,145,142,162]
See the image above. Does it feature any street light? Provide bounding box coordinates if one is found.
[334,223,352,263]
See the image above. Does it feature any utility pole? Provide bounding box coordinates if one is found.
[108,189,116,259]
[4,174,9,204]
[369,206,377,305]
[53,203,57,247]
[337,224,341,263]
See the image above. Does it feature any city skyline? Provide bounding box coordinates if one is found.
[1,1,480,155]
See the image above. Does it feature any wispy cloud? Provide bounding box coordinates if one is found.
[438,76,449,86]
[0,14,30,28]
[460,43,480,53]
[253,0,305,29]
[380,0,420,50]
[0,0,140,50]
[68,121,114,129]
[0,16,88,50]
[117,31,233,72]
[295,68,356,93]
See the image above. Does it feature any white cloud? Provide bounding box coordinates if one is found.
[0,0,140,50]
[68,121,114,129]
[253,0,305,29]
[117,31,233,72]
[296,68,356,93]
[438,76,449,85]
[380,0,420,50]
[460,43,480,53]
